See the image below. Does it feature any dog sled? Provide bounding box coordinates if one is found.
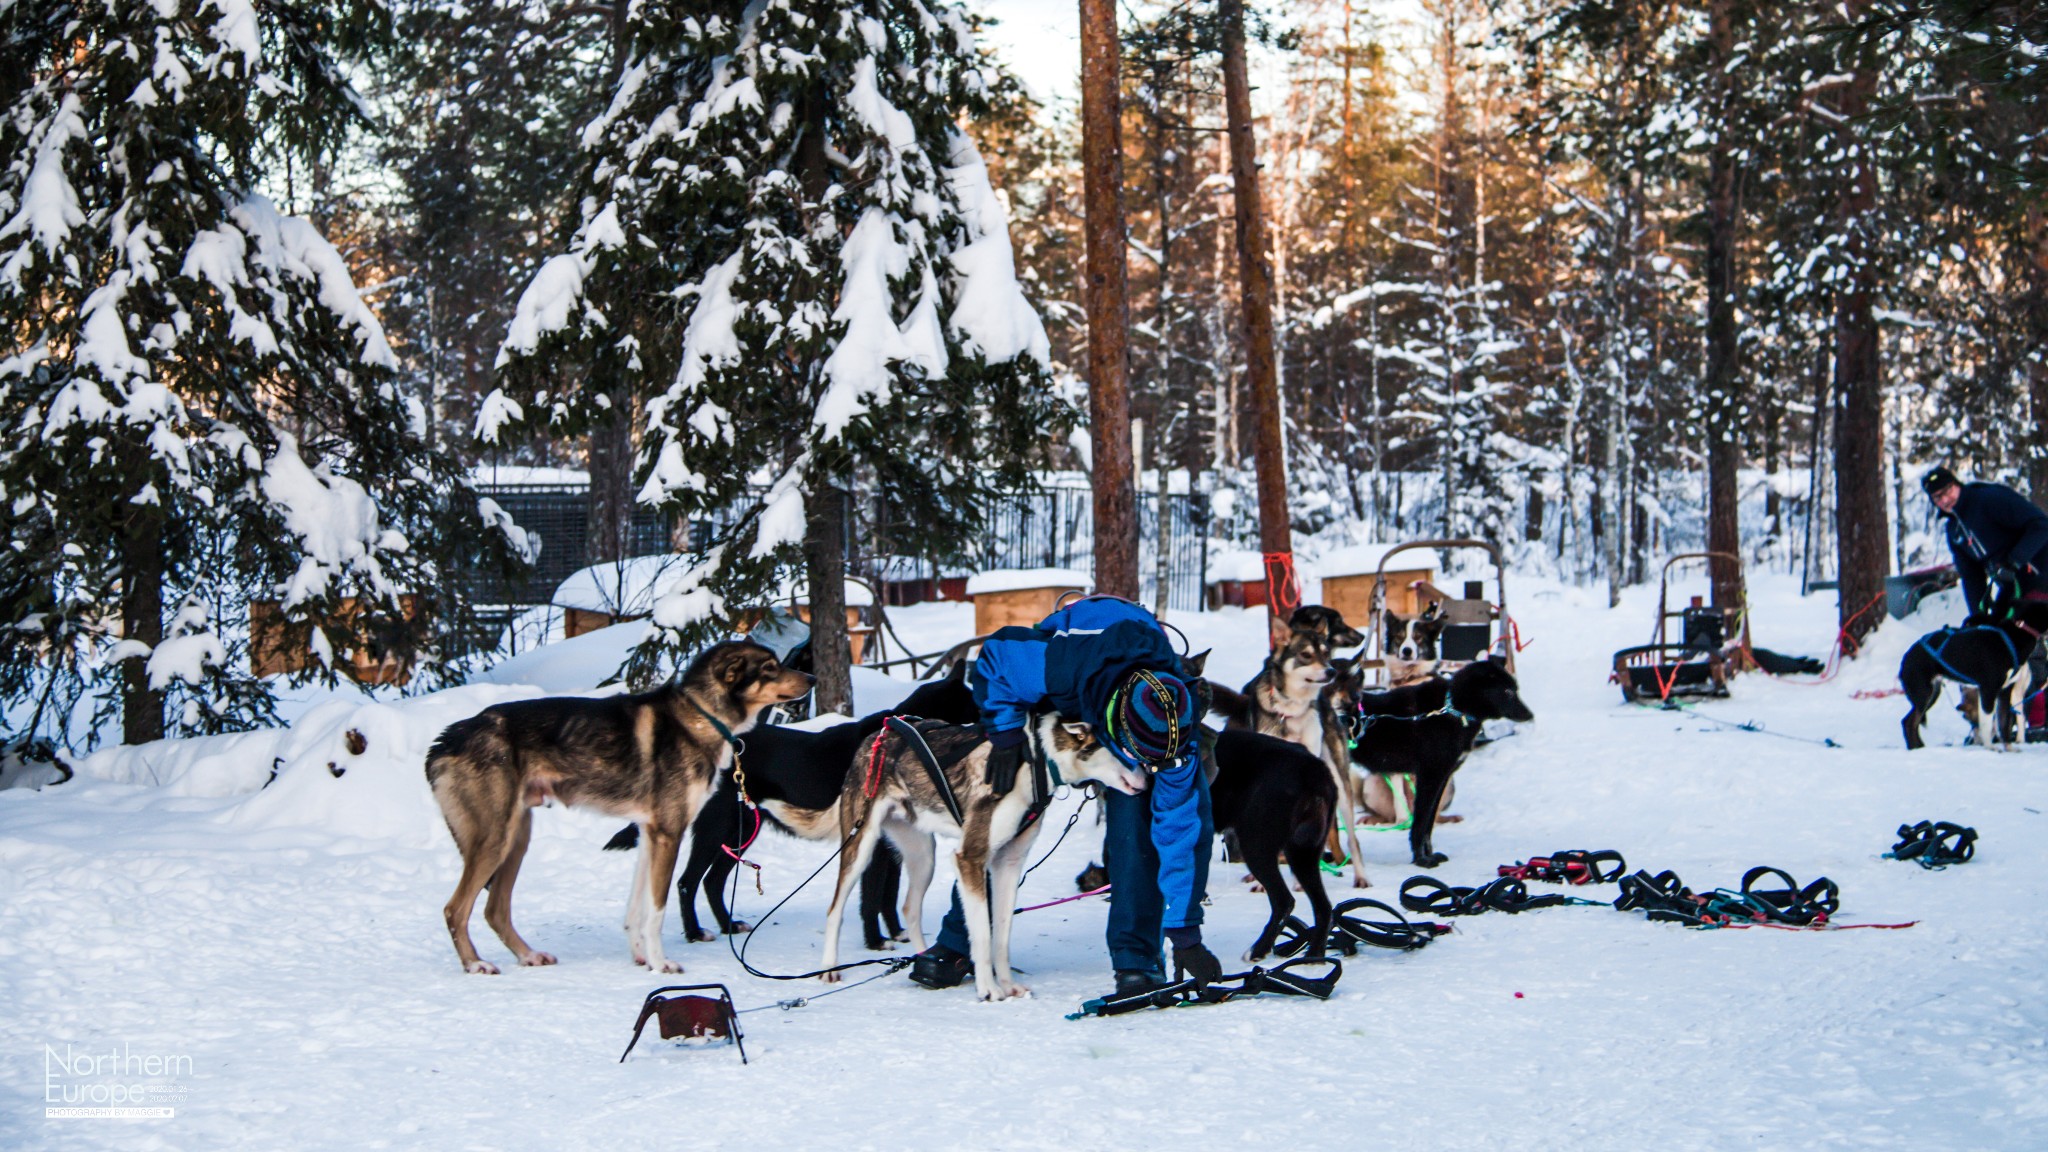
[1341,539,1516,689]
[1611,552,1753,705]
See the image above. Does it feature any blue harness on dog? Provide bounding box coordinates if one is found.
[1915,626,2021,684]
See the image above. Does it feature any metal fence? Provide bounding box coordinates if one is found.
[471,481,1220,619]
[970,486,1211,614]
[470,483,675,607]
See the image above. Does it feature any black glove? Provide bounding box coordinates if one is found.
[1167,928,1222,988]
[985,739,1023,796]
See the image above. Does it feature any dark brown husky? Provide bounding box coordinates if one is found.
[426,640,812,974]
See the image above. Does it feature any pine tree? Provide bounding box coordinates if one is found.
[0,0,528,751]
[365,0,614,452]
[487,0,1058,703]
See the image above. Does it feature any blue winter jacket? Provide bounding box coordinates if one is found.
[970,597,1207,928]
[1944,482,2048,610]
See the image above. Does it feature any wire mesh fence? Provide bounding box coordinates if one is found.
[469,481,1221,626]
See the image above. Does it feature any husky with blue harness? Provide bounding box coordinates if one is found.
[1899,602,2048,750]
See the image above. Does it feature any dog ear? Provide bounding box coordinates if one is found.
[1060,721,1095,741]
[1183,648,1211,676]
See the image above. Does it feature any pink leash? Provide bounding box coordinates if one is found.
[1018,884,1111,914]
[723,805,765,894]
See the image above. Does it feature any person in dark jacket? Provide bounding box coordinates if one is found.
[1923,466,2048,612]
[908,596,1218,1000]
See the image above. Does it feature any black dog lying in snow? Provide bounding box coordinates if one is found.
[1343,658,1535,868]
[1899,601,2048,750]
[606,665,978,949]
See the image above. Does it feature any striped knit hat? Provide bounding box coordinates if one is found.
[1103,669,1197,770]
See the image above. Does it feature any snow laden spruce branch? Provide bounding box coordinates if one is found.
[0,0,533,752]
[485,0,1059,690]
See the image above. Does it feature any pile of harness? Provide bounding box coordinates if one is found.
[1391,850,1909,932]
[1611,866,1840,929]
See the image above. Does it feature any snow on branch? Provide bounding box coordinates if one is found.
[943,130,1049,365]
[261,434,406,610]
[0,94,87,288]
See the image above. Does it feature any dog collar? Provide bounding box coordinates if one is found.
[684,695,742,750]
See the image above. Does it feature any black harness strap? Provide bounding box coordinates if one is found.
[886,715,964,826]
[1068,957,1342,1018]
[1021,715,1053,828]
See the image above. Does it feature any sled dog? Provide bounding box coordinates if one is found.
[819,714,1148,1001]
[1899,602,2048,750]
[426,640,811,974]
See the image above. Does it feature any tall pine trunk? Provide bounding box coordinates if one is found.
[119,499,165,745]
[799,82,851,714]
[1221,0,1293,643]
[2030,360,2048,511]
[1703,0,1745,631]
[584,1,636,569]
[804,479,852,716]
[586,388,635,566]
[1079,0,1138,600]
[1832,10,1888,647]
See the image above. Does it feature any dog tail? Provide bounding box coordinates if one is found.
[1293,788,1334,846]
[604,824,639,851]
[1205,680,1252,728]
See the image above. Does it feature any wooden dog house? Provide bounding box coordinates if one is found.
[1317,544,1436,632]
[250,595,422,685]
[968,569,1090,636]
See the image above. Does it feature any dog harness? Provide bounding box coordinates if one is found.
[1885,820,1978,869]
[1269,897,1452,958]
[1914,625,2022,684]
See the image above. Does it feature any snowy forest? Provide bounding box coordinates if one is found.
[4,0,2047,751]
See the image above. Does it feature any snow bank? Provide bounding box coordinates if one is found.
[471,465,591,486]
[963,568,1090,596]
[74,728,286,796]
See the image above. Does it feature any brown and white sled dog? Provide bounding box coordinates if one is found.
[819,714,1149,1001]
[1241,606,1373,888]
[426,641,812,974]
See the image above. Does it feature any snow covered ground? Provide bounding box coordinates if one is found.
[5,574,2047,1149]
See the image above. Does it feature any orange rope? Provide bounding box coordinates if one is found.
[1741,590,1890,686]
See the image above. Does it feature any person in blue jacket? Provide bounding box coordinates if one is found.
[907,595,1219,999]
[1923,466,2048,612]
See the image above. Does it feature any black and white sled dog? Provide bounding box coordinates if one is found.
[1384,600,1448,686]
[604,666,978,949]
[820,715,1148,1001]
[1900,601,2048,750]
[1342,658,1534,868]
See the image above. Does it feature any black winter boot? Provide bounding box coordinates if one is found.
[908,945,971,989]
